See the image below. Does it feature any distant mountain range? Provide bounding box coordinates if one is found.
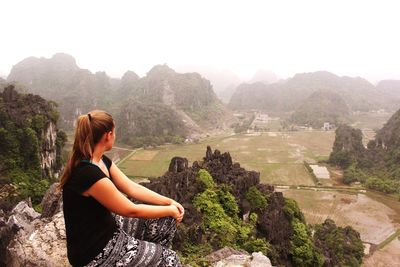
[113,64,235,146]
[289,90,350,128]
[229,71,400,112]
[6,54,235,147]
[175,67,279,104]
[174,66,242,103]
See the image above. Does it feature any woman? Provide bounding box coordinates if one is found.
[59,110,184,267]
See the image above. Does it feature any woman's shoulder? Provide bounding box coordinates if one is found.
[66,162,108,193]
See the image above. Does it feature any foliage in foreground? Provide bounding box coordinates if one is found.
[179,169,271,266]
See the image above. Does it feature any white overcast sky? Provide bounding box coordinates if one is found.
[1,0,399,82]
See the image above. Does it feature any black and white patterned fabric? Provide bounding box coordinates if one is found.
[85,216,181,267]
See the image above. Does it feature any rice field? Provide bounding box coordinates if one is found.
[280,189,399,246]
[118,130,335,183]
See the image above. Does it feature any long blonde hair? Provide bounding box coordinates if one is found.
[58,110,115,190]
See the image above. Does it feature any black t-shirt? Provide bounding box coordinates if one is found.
[62,155,118,267]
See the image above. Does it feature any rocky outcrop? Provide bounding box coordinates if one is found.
[40,183,62,218]
[205,247,272,267]
[0,186,66,267]
[168,157,189,173]
[144,146,294,266]
[6,211,68,267]
[0,201,39,266]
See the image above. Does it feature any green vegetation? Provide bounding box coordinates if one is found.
[283,198,305,222]
[313,219,364,267]
[0,86,65,209]
[282,195,364,267]
[180,169,271,265]
[329,116,400,196]
[290,218,324,267]
[245,186,268,211]
[116,100,186,148]
[197,169,215,189]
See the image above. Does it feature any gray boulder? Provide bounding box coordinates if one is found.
[6,211,69,267]
[205,247,273,267]
[249,252,272,267]
[2,184,69,267]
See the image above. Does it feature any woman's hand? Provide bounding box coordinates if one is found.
[169,204,183,224]
[170,200,184,217]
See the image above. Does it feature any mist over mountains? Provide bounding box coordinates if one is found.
[174,66,242,103]
[229,71,400,113]
[5,53,400,138]
[5,53,235,146]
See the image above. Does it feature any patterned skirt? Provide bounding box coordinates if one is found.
[84,215,181,267]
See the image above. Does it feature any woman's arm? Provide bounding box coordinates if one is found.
[110,162,172,205]
[85,177,181,220]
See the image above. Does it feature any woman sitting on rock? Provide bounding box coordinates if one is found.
[59,110,184,267]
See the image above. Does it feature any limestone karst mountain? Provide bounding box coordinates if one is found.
[289,90,350,128]
[175,66,242,103]
[0,85,66,209]
[229,71,386,112]
[7,53,114,128]
[376,79,400,110]
[7,55,236,147]
[329,109,400,194]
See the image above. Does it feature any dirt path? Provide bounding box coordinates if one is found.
[362,238,400,267]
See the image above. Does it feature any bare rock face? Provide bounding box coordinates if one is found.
[6,211,68,267]
[205,247,272,267]
[40,122,58,178]
[168,157,189,173]
[207,247,251,267]
[6,201,40,231]
[0,185,68,267]
[249,252,272,267]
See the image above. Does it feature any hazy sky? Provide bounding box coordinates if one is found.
[1,0,399,82]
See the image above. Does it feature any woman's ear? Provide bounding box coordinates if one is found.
[105,131,113,141]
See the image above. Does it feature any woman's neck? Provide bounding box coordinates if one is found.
[92,144,105,163]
